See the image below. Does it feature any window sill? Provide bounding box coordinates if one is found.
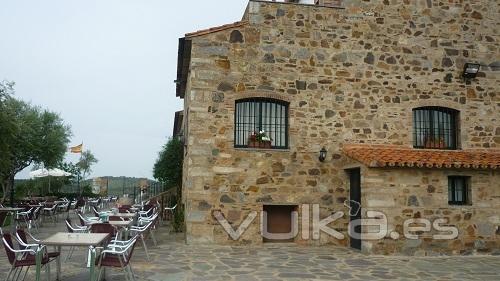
[414,147,459,150]
[448,203,472,207]
[234,147,290,152]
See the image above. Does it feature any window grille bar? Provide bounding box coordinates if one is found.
[234,99,289,149]
[413,107,457,150]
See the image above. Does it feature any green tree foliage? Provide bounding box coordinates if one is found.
[0,81,16,177]
[0,86,72,203]
[153,138,184,190]
[58,161,82,184]
[77,150,98,180]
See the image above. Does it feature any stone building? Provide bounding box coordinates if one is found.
[175,0,500,255]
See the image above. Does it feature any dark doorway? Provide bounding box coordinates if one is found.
[263,205,296,243]
[347,168,362,250]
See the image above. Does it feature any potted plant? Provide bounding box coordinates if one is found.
[248,130,272,149]
[424,136,446,149]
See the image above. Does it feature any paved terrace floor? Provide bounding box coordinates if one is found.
[0,214,499,281]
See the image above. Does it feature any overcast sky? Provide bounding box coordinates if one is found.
[0,0,248,179]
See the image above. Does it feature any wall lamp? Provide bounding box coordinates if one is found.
[319,147,327,162]
[462,63,480,79]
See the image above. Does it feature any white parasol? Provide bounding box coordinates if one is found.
[30,168,73,194]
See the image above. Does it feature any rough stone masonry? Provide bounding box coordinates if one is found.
[176,0,500,255]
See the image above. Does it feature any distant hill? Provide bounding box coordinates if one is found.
[88,176,163,196]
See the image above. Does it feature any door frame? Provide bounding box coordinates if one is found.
[346,168,362,250]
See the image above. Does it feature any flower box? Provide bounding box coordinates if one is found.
[424,137,446,149]
[248,140,272,149]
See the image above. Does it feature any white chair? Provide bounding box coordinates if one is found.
[129,221,155,260]
[64,219,88,261]
[96,236,138,281]
[15,208,33,229]
[41,204,58,225]
[164,204,177,221]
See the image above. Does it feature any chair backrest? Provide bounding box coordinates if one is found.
[26,207,35,220]
[124,237,138,265]
[33,207,41,220]
[118,207,130,213]
[65,219,74,233]
[0,212,8,227]
[90,223,116,242]
[65,202,71,212]
[92,206,99,217]
[15,228,28,250]
[77,212,87,226]
[76,199,85,209]
[2,233,17,265]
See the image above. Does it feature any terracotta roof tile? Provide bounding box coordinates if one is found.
[342,144,500,170]
[186,21,248,38]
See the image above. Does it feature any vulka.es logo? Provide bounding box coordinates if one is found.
[213,203,459,242]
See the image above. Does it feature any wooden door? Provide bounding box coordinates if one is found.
[348,168,362,250]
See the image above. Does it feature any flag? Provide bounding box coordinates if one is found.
[70,143,83,153]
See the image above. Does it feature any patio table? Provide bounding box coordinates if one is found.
[35,232,109,281]
[111,212,137,218]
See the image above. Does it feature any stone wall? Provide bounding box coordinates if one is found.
[363,167,500,255]
[180,0,500,251]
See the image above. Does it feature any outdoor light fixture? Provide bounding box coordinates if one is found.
[462,63,480,79]
[319,147,327,162]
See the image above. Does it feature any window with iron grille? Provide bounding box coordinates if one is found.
[448,176,471,205]
[413,107,459,150]
[234,98,289,149]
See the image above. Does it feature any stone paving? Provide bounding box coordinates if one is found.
[0,214,498,281]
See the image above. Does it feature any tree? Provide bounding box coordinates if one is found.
[153,137,184,196]
[0,80,14,102]
[77,150,98,180]
[58,161,82,184]
[0,96,72,204]
[0,81,16,180]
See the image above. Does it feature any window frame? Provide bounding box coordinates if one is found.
[412,106,459,150]
[234,98,289,149]
[448,176,471,205]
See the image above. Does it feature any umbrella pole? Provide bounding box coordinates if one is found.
[48,177,51,194]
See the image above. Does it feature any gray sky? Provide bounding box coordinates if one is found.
[0,0,248,179]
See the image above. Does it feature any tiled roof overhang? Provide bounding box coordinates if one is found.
[186,21,248,38]
[342,144,500,170]
[176,21,248,99]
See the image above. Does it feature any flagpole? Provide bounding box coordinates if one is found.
[78,142,83,195]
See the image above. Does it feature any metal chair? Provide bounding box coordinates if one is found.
[90,223,117,245]
[29,207,41,232]
[2,233,52,281]
[96,236,138,281]
[65,218,88,233]
[15,228,60,260]
[129,221,154,260]
[77,211,99,227]
[64,219,88,261]
[41,204,58,225]
[164,204,177,221]
[0,211,9,235]
[15,207,33,229]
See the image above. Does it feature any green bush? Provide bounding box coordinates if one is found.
[172,205,185,233]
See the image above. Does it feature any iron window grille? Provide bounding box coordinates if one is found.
[413,107,459,150]
[448,176,470,205]
[234,98,289,149]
